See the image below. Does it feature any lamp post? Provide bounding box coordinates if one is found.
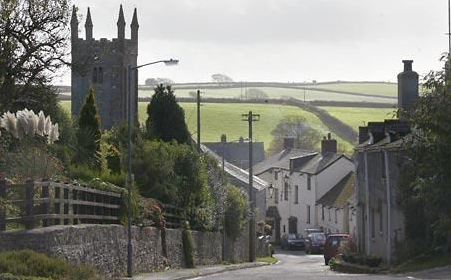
[268,183,275,199]
[126,58,178,278]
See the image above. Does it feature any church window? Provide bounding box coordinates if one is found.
[93,67,98,83]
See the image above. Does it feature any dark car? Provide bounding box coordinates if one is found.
[305,232,326,254]
[324,234,349,265]
[280,233,305,250]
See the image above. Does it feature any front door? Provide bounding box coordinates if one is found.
[288,216,298,234]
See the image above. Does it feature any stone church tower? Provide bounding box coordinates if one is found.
[71,5,139,129]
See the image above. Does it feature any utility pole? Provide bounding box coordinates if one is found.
[197,90,201,151]
[242,111,260,262]
[448,0,451,55]
[126,65,133,278]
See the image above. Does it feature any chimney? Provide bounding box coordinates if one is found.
[358,126,369,144]
[398,60,419,114]
[321,133,337,154]
[283,137,295,150]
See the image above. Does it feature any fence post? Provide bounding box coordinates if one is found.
[41,180,49,227]
[65,183,73,225]
[0,180,6,231]
[25,180,35,230]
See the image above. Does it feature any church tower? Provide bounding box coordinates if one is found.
[70,5,139,129]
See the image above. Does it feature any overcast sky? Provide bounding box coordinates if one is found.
[61,0,449,84]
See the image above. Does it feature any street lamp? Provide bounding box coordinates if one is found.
[126,58,179,278]
[268,184,275,199]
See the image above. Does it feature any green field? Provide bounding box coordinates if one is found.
[306,82,397,98]
[60,101,354,152]
[138,86,395,104]
[319,106,397,132]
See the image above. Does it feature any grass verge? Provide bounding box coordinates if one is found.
[256,256,278,264]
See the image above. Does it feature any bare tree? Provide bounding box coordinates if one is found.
[0,0,71,114]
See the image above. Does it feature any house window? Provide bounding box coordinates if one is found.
[274,189,279,204]
[335,209,338,223]
[322,206,325,221]
[294,185,299,204]
[283,225,286,233]
[275,171,278,180]
[307,175,311,190]
[378,198,383,232]
[284,182,288,201]
[307,205,311,224]
[328,208,331,221]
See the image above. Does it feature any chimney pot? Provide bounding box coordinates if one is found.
[321,134,337,154]
[221,134,227,143]
[403,60,413,72]
[283,137,295,150]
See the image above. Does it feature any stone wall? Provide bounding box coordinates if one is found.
[0,224,269,276]
[0,225,223,276]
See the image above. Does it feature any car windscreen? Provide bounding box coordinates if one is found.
[312,233,326,242]
[287,234,298,239]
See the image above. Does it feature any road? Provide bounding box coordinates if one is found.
[190,249,451,280]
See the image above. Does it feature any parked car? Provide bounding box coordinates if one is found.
[280,233,305,250]
[305,232,326,254]
[305,228,323,235]
[324,234,349,265]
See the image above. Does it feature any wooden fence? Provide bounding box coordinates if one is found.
[162,203,185,229]
[0,180,187,231]
[0,180,121,231]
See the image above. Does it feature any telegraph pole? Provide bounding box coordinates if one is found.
[242,111,260,262]
[197,90,201,151]
[448,0,451,54]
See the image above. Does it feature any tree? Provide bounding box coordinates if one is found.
[145,78,174,86]
[146,84,190,144]
[224,186,247,241]
[0,0,70,115]
[268,115,322,154]
[75,88,101,169]
[397,57,451,253]
[211,73,233,84]
[245,88,268,100]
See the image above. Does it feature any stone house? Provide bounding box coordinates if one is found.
[200,143,269,225]
[254,136,354,243]
[354,60,418,264]
[203,135,265,170]
[71,5,139,129]
[316,172,356,236]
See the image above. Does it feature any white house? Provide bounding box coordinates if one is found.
[254,134,354,243]
[316,172,355,235]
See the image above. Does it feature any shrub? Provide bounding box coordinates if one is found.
[224,186,247,241]
[0,250,102,280]
[182,222,195,268]
[365,255,382,267]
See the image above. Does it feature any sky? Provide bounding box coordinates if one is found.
[59,0,450,85]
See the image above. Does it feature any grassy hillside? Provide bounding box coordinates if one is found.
[319,106,396,132]
[60,101,354,153]
[138,86,395,103]
[306,82,397,98]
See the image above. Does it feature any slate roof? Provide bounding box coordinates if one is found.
[200,143,268,191]
[316,172,355,208]
[253,149,317,175]
[297,152,348,175]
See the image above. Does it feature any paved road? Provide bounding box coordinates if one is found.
[190,249,451,280]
